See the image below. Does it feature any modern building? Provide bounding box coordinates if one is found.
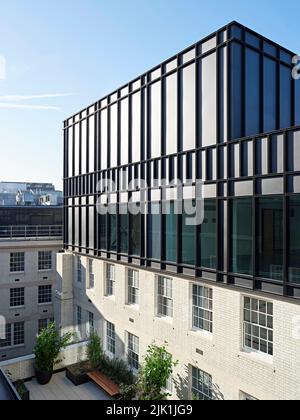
[0,205,63,361]
[0,182,63,206]
[58,21,300,400]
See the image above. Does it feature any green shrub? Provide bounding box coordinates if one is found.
[100,356,134,386]
[86,332,104,370]
[138,345,178,400]
[34,323,73,372]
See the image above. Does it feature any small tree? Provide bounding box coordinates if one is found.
[138,345,178,400]
[86,332,104,370]
[34,323,73,373]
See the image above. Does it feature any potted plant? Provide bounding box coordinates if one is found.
[34,323,72,385]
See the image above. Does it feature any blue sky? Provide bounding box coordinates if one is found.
[0,0,299,189]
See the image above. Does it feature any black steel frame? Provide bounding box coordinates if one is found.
[63,21,300,301]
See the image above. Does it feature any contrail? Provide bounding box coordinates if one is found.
[0,93,74,101]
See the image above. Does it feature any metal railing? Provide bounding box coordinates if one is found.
[0,225,63,240]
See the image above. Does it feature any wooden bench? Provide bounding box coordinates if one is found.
[87,371,120,397]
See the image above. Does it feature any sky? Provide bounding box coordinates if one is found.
[0,0,299,190]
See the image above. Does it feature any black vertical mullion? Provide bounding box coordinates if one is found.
[253,135,257,288]
[283,131,289,294]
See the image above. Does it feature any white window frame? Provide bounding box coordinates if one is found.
[38,318,54,334]
[0,322,25,349]
[105,264,115,297]
[126,332,139,373]
[10,252,25,273]
[88,259,95,289]
[76,256,82,283]
[38,285,52,305]
[87,311,94,336]
[10,287,25,308]
[157,276,173,318]
[190,366,213,401]
[38,251,52,271]
[191,284,213,334]
[243,296,273,357]
[105,321,116,358]
[127,269,139,306]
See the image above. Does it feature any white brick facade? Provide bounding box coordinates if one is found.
[57,252,300,400]
[0,240,62,360]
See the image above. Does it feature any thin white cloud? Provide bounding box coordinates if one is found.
[0,93,74,101]
[0,103,66,113]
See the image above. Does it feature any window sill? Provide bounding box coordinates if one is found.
[10,272,25,275]
[125,304,139,311]
[239,348,274,366]
[38,269,53,273]
[38,302,53,307]
[154,316,173,325]
[9,306,25,310]
[189,329,213,341]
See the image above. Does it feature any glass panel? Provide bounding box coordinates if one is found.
[74,124,80,175]
[230,43,242,139]
[245,32,260,49]
[165,73,178,155]
[182,64,196,151]
[89,205,94,249]
[98,214,107,250]
[295,79,300,126]
[131,213,141,257]
[68,127,73,177]
[150,82,161,158]
[280,65,292,129]
[88,116,95,173]
[231,198,253,275]
[258,197,283,281]
[264,58,277,132]
[201,37,216,54]
[148,203,161,260]
[181,200,195,265]
[120,99,129,165]
[201,52,217,147]
[165,202,177,263]
[245,48,260,136]
[110,104,118,168]
[119,204,128,254]
[101,109,108,170]
[108,208,117,252]
[289,195,300,284]
[200,200,217,269]
[81,120,87,175]
[132,92,141,163]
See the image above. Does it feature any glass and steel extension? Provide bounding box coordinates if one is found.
[63,21,300,300]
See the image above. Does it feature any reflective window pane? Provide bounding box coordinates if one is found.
[258,197,283,281]
[110,104,118,168]
[165,202,177,263]
[289,195,300,284]
[165,73,178,155]
[201,53,217,147]
[150,82,161,158]
[181,200,195,265]
[200,200,217,269]
[101,110,108,170]
[245,48,260,136]
[121,99,129,165]
[132,93,141,163]
[148,203,161,260]
[182,64,195,151]
[231,198,253,275]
